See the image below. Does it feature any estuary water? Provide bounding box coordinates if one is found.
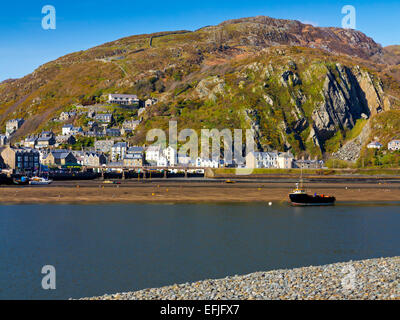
[0,203,400,299]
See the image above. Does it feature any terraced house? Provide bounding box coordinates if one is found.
[0,146,40,173]
[41,150,77,166]
[82,152,107,167]
[123,147,145,167]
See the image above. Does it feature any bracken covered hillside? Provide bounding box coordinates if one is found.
[1,16,400,160]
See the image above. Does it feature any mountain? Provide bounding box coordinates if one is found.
[1,16,400,163]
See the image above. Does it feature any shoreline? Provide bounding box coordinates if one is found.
[1,180,400,204]
[82,256,400,300]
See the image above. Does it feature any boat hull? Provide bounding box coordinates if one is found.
[289,193,336,206]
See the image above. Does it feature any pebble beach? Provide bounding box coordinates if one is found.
[84,256,400,300]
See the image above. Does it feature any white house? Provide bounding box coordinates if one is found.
[111,142,128,161]
[245,152,279,169]
[195,157,219,168]
[108,94,139,106]
[388,140,400,151]
[62,124,74,135]
[145,145,162,162]
[367,141,383,149]
[157,156,168,167]
[178,154,192,166]
[277,152,294,169]
[145,98,158,107]
[163,146,178,166]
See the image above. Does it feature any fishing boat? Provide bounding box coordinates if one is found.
[289,165,335,206]
[13,176,30,185]
[29,176,53,185]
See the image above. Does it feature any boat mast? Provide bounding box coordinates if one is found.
[300,161,304,189]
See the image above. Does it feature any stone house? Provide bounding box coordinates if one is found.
[56,135,76,145]
[94,140,114,153]
[41,150,77,166]
[1,146,40,172]
[83,152,107,167]
[95,113,114,123]
[6,118,24,137]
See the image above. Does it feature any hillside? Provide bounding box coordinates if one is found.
[1,15,400,162]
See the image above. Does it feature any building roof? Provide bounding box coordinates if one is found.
[113,142,128,148]
[109,94,138,100]
[128,146,144,153]
[146,145,162,152]
[368,141,383,146]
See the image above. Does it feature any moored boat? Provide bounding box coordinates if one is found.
[289,164,336,206]
[29,177,53,185]
[289,184,336,206]
[13,176,30,185]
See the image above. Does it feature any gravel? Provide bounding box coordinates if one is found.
[82,256,400,300]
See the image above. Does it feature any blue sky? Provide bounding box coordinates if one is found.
[0,0,399,81]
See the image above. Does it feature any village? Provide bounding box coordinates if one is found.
[0,93,398,177]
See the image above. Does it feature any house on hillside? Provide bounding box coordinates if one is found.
[6,118,24,137]
[23,136,38,148]
[145,98,158,107]
[59,112,76,121]
[95,113,113,123]
[108,94,139,106]
[388,140,400,151]
[36,132,56,148]
[105,128,121,137]
[56,135,76,145]
[94,140,114,153]
[367,141,383,149]
[122,119,140,131]
[0,135,8,146]
[62,124,74,135]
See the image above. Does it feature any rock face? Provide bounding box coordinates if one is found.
[196,76,225,101]
[311,64,387,152]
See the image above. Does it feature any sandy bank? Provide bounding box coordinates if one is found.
[1,180,400,204]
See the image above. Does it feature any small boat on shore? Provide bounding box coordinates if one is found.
[29,177,53,185]
[289,183,336,206]
[13,176,30,185]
